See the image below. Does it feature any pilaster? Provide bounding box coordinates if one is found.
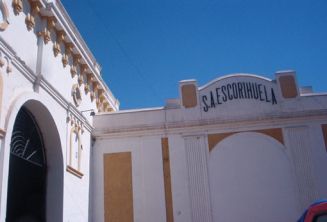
[184,135,212,222]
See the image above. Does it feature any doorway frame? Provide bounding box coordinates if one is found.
[0,93,64,222]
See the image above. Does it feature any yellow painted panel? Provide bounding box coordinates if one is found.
[162,138,174,222]
[103,152,133,222]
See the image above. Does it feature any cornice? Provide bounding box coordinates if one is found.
[0,37,94,133]
[7,0,119,112]
[45,0,120,111]
[46,0,98,73]
[93,109,327,138]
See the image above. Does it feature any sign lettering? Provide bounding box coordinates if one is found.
[202,81,277,112]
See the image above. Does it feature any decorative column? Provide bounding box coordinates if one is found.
[184,136,212,222]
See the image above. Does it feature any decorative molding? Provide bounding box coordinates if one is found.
[90,91,95,102]
[70,65,77,77]
[99,93,105,103]
[6,64,12,73]
[56,30,65,43]
[66,165,83,178]
[86,74,93,93]
[12,0,23,15]
[98,88,104,96]
[64,42,74,55]
[92,108,327,138]
[8,0,118,112]
[25,13,35,31]
[73,54,81,65]
[77,75,83,86]
[0,56,4,67]
[38,28,51,44]
[0,38,94,132]
[6,57,12,73]
[103,102,109,111]
[70,115,75,126]
[0,1,9,31]
[53,42,60,57]
[47,16,57,30]
[67,125,84,178]
[86,72,93,83]
[62,53,68,67]
[92,81,98,92]
[96,99,101,110]
[0,128,6,139]
[84,84,89,94]
[80,64,88,74]
[29,0,41,15]
[72,84,82,107]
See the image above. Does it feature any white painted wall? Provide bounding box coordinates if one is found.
[93,73,327,222]
[209,132,298,222]
[168,135,192,222]
[92,136,167,222]
[0,0,107,221]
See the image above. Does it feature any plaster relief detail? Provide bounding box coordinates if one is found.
[72,84,82,107]
[67,125,84,178]
[0,1,9,30]
[62,54,68,67]
[53,42,61,57]
[12,0,23,15]
[25,13,35,31]
[38,28,51,44]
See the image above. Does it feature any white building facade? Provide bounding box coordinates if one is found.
[0,0,118,221]
[1,1,327,222]
[93,73,327,222]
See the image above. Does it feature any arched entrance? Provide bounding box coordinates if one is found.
[0,97,64,222]
[6,107,46,221]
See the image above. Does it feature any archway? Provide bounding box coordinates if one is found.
[6,107,46,221]
[1,98,64,222]
[209,132,299,222]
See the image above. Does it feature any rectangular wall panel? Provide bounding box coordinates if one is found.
[103,152,133,222]
[162,138,174,222]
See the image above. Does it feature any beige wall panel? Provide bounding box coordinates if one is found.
[181,84,197,108]
[208,132,235,151]
[103,152,133,222]
[279,75,298,98]
[161,138,174,222]
[255,128,284,145]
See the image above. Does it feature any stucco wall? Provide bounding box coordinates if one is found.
[93,73,327,222]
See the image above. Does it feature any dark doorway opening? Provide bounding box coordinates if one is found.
[6,107,47,222]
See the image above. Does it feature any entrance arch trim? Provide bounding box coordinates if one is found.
[0,91,64,221]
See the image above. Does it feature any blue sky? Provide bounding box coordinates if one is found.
[62,0,327,109]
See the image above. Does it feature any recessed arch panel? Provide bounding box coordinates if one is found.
[208,132,298,222]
